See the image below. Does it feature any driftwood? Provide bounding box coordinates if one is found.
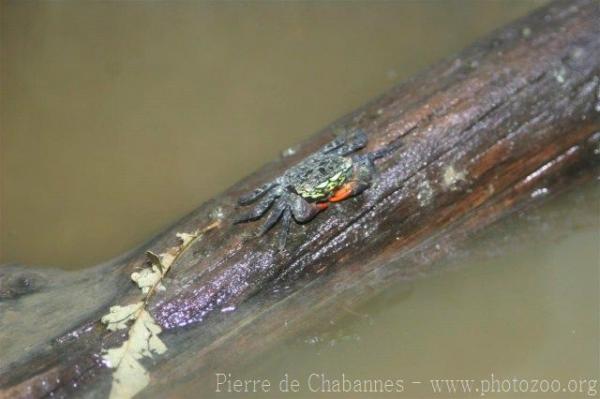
[1,0,599,397]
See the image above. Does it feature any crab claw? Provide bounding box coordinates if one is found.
[316,202,329,210]
[329,183,355,202]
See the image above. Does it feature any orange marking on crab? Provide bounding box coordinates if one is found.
[316,202,329,210]
[329,183,354,202]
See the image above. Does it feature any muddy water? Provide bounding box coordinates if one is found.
[2,1,598,398]
[211,184,598,399]
[1,0,548,269]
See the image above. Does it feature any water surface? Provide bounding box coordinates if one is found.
[2,2,597,398]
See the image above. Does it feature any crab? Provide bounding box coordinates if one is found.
[235,129,395,249]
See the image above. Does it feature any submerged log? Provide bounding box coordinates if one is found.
[1,0,599,397]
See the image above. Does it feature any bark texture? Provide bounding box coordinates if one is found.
[1,1,599,397]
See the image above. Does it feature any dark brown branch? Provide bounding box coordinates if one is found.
[1,0,599,397]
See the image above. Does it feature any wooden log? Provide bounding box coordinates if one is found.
[1,0,599,397]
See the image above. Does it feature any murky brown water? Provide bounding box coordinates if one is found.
[215,185,599,399]
[1,0,549,269]
[2,1,598,398]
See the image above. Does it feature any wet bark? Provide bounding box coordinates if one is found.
[1,0,599,397]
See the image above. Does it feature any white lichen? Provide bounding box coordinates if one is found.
[131,266,163,294]
[442,165,467,190]
[209,206,226,220]
[101,303,144,332]
[416,179,434,207]
[553,65,567,84]
[176,232,197,247]
[103,309,167,399]
[100,221,220,399]
[570,46,584,60]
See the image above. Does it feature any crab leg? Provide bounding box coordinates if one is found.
[257,201,286,236]
[320,129,365,154]
[330,160,373,202]
[234,192,278,223]
[337,129,368,156]
[290,195,326,223]
[329,180,370,202]
[238,181,277,205]
[320,136,347,154]
[329,183,355,202]
[277,209,292,250]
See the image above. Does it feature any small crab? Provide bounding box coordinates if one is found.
[235,129,396,249]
